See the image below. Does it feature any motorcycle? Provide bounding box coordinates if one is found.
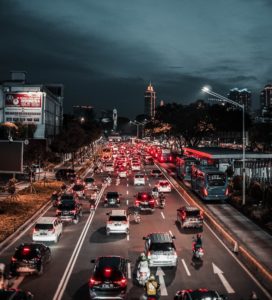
[136,260,150,286]
[192,241,204,259]
[134,212,141,224]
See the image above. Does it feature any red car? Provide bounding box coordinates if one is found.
[134,192,155,213]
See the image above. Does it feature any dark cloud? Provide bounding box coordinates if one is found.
[0,0,271,117]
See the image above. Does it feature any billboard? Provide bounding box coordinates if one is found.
[4,92,43,125]
[0,141,23,173]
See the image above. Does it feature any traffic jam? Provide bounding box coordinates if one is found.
[0,140,269,300]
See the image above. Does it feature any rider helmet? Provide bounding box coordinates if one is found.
[149,275,155,281]
[140,252,146,260]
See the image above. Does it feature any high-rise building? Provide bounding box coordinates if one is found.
[144,83,156,119]
[228,88,251,112]
[260,84,272,115]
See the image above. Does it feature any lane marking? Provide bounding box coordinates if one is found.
[213,263,235,294]
[127,183,129,187]
[126,190,129,195]
[53,184,106,300]
[149,183,151,187]
[127,262,131,279]
[160,212,165,219]
[181,259,191,276]
[127,234,130,241]
[169,230,173,237]
[156,267,168,296]
[126,199,129,206]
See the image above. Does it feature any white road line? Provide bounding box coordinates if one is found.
[10,275,25,289]
[127,262,131,279]
[126,190,129,195]
[181,259,191,276]
[127,234,130,241]
[148,183,151,187]
[126,199,129,206]
[161,212,165,219]
[127,183,129,187]
[169,230,173,237]
[156,199,158,205]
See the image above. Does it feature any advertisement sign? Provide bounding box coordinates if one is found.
[4,92,43,125]
[0,141,23,173]
[5,92,42,107]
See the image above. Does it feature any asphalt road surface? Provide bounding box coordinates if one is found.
[0,163,270,300]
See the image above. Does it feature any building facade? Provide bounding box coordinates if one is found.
[228,88,251,112]
[144,83,156,119]
[0,72,63,140]
[260,84,272,122]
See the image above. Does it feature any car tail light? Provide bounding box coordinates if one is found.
[203,188,208,197]
[56,209,61,215]
[104,267,112,277]
[160,156,164,162]
[199,288,208,292]
[135,200,140,206]
[225,187,229,196]
[33,228,38,234]
[147,251,151,258]
[169,156,172,161]
[89,277,102,288]
[182,212,186,220]
[149,199,155,205]
[11,256,17,262]
[22,247,31,255]
[115,277,127,288]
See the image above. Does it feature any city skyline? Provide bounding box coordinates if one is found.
[0,0,271,118]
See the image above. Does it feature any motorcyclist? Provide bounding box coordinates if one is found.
[152,187,159,198]
[159,192,165,207]
[137,253,150,285]
[134,210,141,223]
[144,274,160,299]
[193,233,202,252]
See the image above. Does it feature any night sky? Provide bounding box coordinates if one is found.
[0,0,271,118]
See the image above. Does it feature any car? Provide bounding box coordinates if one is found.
[84,177,95,189]
[143,232,178,267]
[157,180,172,192]
[55,168,75,181]
[150,169,163,178]
[118,167,128,178]
[89,256,128,299]
[104,163,115,173]
[176,206,204,229]
[143,156,154,165]
[106,210,129,235]
[174,289,227,300]
[57,193,79,206]
[32,217,63,243]
[72,183,85,198]
[10,243,51,276]
[104,192,121,207]
[131,162,141,171]
[134,173,145,186]
[56,199,82,224]
[0,288,34,300]
[134,192,155,212]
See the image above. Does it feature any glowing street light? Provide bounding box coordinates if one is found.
[130,119,150,139]
[202,86,246,206]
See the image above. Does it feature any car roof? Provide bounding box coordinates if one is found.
[97,256,124,268]
[107,191,118,195]
[148,232,173,243]
[182,206,200,212]
[110,210,127,216]
[36,217,57,224]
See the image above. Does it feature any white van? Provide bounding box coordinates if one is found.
[134,173,145,186]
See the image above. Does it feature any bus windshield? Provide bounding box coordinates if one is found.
[207,174,226,186]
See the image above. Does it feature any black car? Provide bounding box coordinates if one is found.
[104,192,120,207]
[56,199,82,224]
[55,168,75,181]
[0,289,33,300]
[10,243,51,276]
[150,169,163,177]
[89,256,128,299]
[143,156,154,165]
[174,289,227,300]
[134,192,155,212]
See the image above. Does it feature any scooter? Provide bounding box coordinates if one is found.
[192,244,204,259]
[136,260,150,286]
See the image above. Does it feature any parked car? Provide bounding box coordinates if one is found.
[32,217,63,243]
[89,256,128,299]
[10,243,51,276]
[176,206,204,229]
[143,232,177,267]
[106,210,129,235]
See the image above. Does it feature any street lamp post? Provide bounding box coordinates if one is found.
[130,119,150,139]
[202,87,246,205]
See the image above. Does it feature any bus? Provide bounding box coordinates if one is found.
[176,156,199,180]
[191,165,229,201]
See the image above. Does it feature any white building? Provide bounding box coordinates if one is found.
[0,71,63,140]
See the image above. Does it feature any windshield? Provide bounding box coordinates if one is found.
[58,201,75,210]
[109,216,127,222]
[150,242,175,252]
[35,224,53,230]
[207,174,226,186]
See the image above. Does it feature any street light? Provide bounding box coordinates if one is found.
[201,86,246,206]
[130,119,150,139]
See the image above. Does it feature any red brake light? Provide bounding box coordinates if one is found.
[203,188,208,197]
[104,267,112,277]
[11,257,17,262]
[89,277,102,288]
[115,278,127,288]
[142,194,147,199]
[225,187,229,196]
[33,228,38,233]
[149,199,155,204]
[22,247,31,255]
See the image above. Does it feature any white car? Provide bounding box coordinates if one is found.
[118,168,128,178]
[104,163,114,173]
[157,180,171,192]
[131,163,141,171]
[106,210,129,235]
[134,173,145,186]
[32,217,63,243]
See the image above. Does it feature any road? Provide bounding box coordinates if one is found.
[0,163,270,300]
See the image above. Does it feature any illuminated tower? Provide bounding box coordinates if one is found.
[144,82,156,119]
